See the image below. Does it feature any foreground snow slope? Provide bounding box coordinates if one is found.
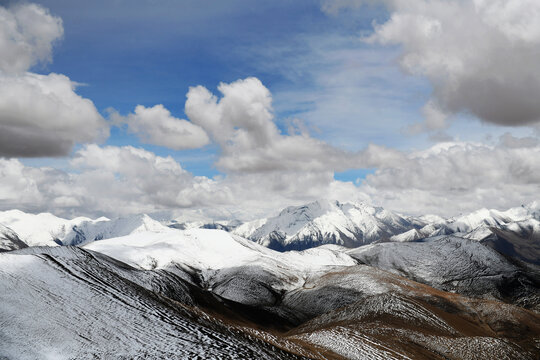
[3,232,539,359]
[0,246,307,360]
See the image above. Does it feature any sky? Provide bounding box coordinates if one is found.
[0,0,539,220]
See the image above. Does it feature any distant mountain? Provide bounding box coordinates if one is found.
[0,209,101,247]
[0,210,171,247]
[233,199,422,251]
[2,201,539,257]
[61,214,172,246]
[230,200,540,256]
[168,219,241,232]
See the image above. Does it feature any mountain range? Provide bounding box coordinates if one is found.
[4,199,538,254]
[1,200,539,359]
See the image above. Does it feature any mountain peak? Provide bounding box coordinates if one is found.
[236,199,416,251]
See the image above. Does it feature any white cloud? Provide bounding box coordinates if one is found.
[0,69,536,219]
[185,77,402,174]
[0,3,63,74]
[324,0,540,128]
[0,144,362,219]
[0,72,108,157]
[3,140,537,219]
[0,3,108,157]
[111,104,209,150]
[0,145,233,217]
[360,141,540,216]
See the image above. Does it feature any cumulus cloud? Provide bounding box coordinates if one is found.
[111,104,209,150]
[0,72,108,157]
[360,141,540,216]
[0,3,108,157]
[185,77,403,173]
[0,145,233,217]
[0,144,363,218]
[2,141,538,219]
[324,0,540,128]
[1,70,536,218]
[0,3,63,74]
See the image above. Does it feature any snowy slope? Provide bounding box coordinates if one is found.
[86,229,359,310]
[0,223,27,252]
[61,214,172,246]
[3,230,539,359]
[233,200,420,251]
[0,210,171,247]
[0,246,306,360]
[348,235,539,307]
[286,279,540,360]
[86,228,357,302]
[0,210,97,246]
[480,218,540,265]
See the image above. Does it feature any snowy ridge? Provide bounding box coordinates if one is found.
[229,200,540,251]
[233,200,420,251]
[2,200,538,253]
[0,210,99,247]
[86,229,357,296]
[62,214,172,246]
[0,210,170,247]
[0,223,27,252]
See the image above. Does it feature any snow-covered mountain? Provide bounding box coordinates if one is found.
[85,229,357,307]
[0,223,27,252]
[230,200,540,256]
[348,235,539,307]
[2,200,538,254]
[1,213,539,358]
[233,199,422,251]
[3,229,535,359]
[0,209,102,247]
[0,210,171,247]
[61,214,172,246]
[85,229,540,312]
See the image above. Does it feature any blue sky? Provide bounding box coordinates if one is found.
[27,0,406,177]
[1,0,539,219]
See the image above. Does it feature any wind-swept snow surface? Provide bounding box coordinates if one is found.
[0,246,307,360]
